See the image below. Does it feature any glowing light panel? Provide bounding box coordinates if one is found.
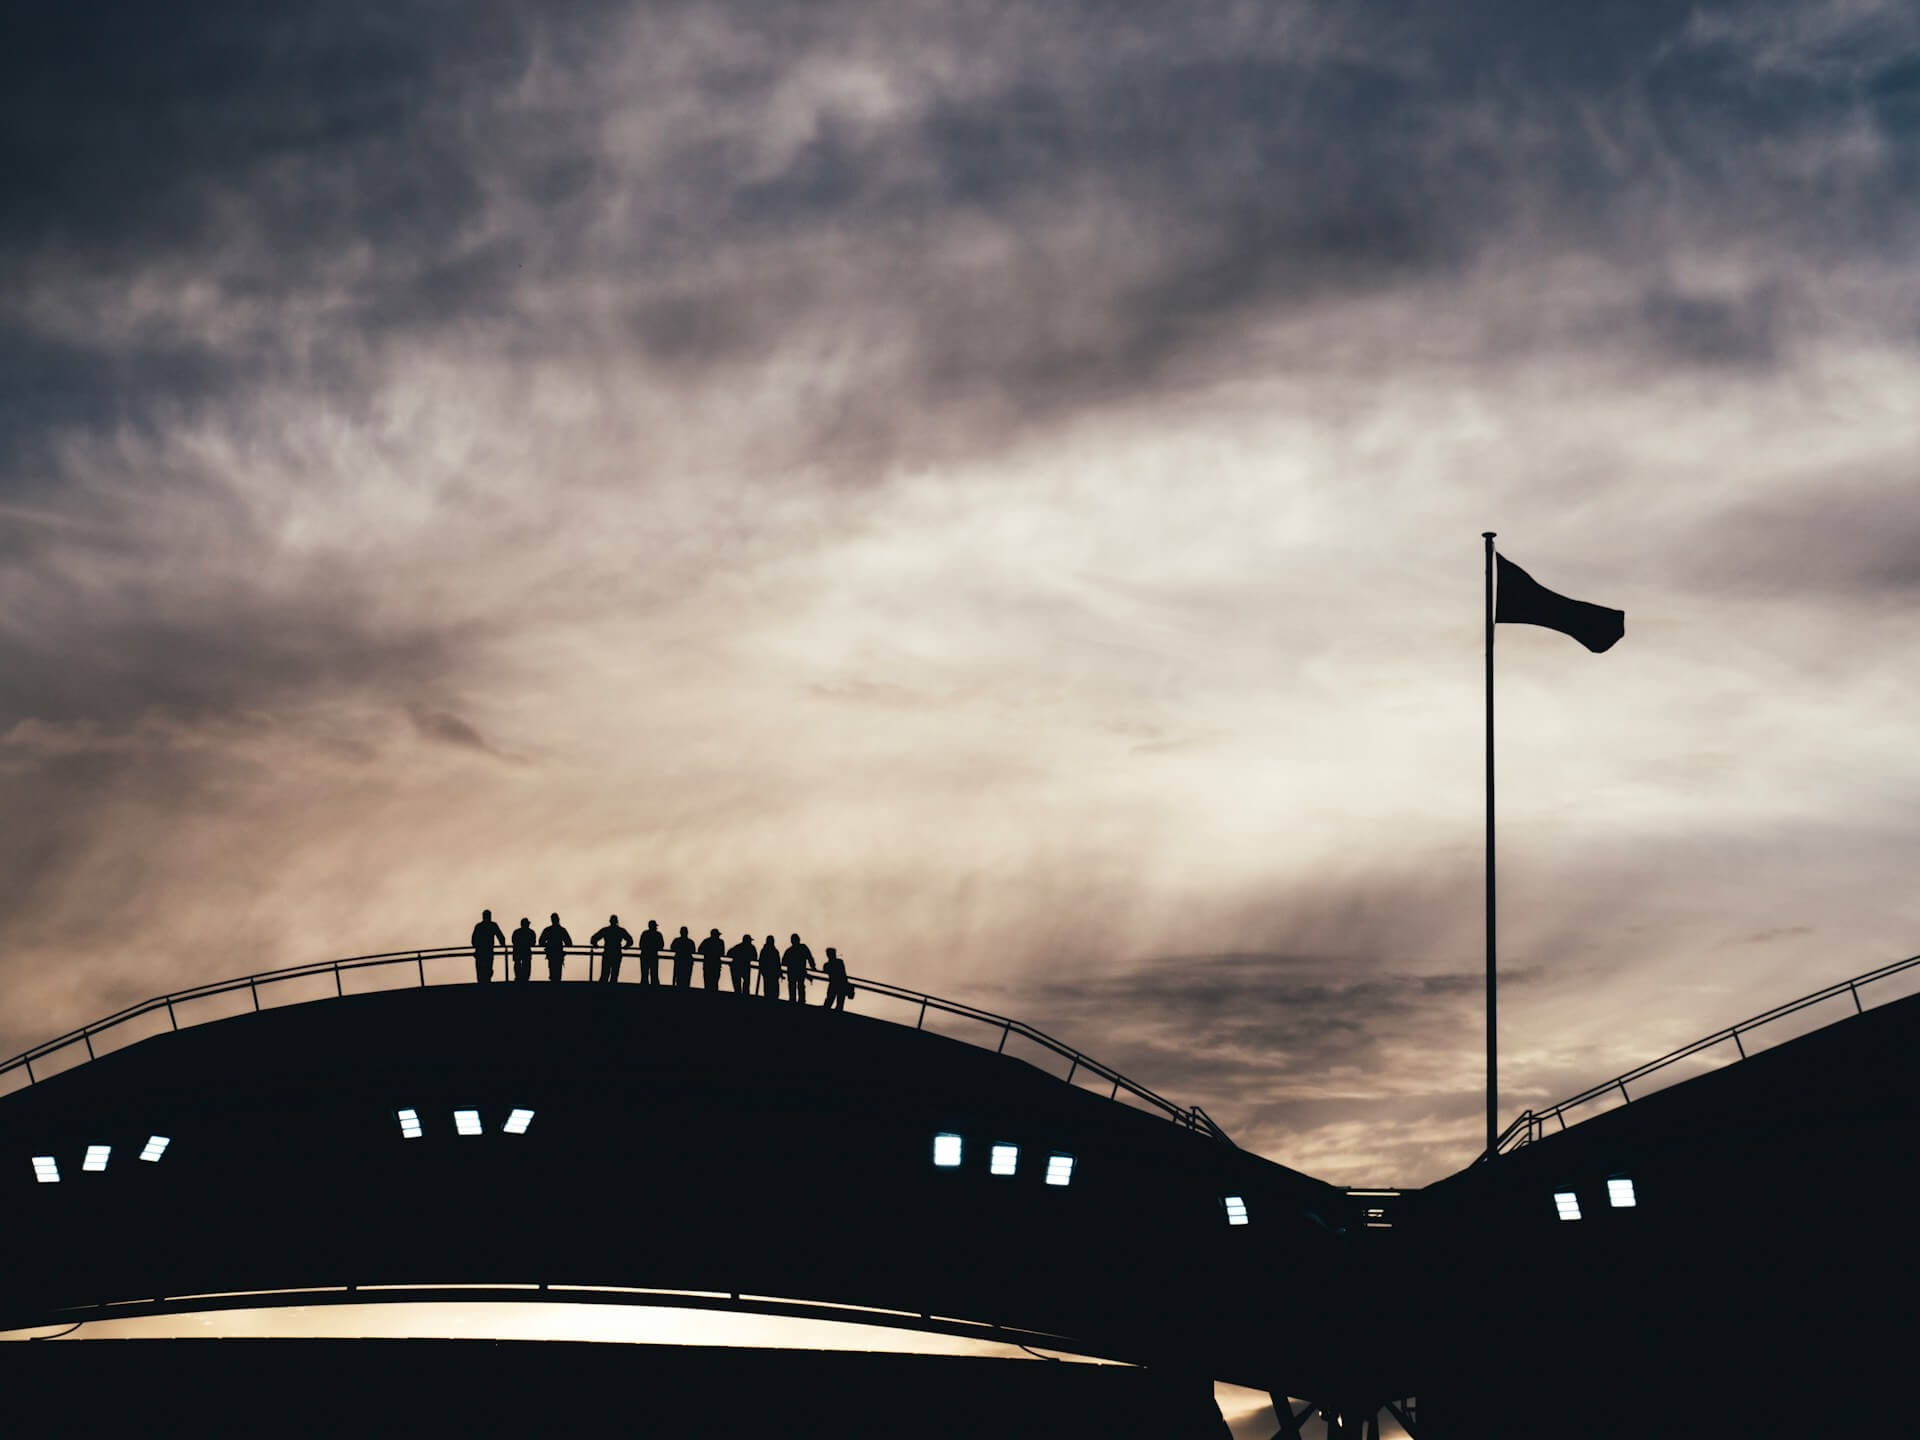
[1045,1154,1075,1187]
[1223,1195,1249,1226]
[504,1109,535,1135]
[396,1108,423,1139]
[1607,1177,1637,1208]
[1553,1191,1582,1221]
[32,1156,59,1183]
[83,1144,111,1172]
[454,1110,483,1136]
[932,1133,962,1167]
[140,1136,171,1162]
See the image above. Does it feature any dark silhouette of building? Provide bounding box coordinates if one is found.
[590,916,632,983]
[784,934,812,1004]
[698,929,726,990]
[538,914,572,983]
[670,927,696,987]
[471,910,506,984]
[510,919,536,983]
[638,921,664,986]
[728,935,756,994]
[757,936,781,998]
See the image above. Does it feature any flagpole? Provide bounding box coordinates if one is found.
[1483,531,1498,1160]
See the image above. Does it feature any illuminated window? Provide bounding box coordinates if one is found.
[1553,1190,1582,1221]
[32,1156,59,1184]
[83,1144,111,1172]
[989,1144,1018,1176]
[454,1109,483,1137]
[1607,1177,1637,1208]
[1045,1153,1075,1187]
[932,1133,962,1167]
[1223,1195,1249,1226]
[504,1109,535,1135]
[396,1108,423,1139]
[139,1136,171,1163]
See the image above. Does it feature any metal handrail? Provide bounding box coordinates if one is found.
[0,945,1231,1144]
[1484,950,1920,1158]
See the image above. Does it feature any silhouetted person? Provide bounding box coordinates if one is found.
[591,915,633,983]
[728,934,756,993]
[670,925,696,987]
[821,947,850,1010]
[471,909,506,984]
[784,933,813,1003]
[539,913,573,982]
[698,928,726,989]
[638,920,664,985]
[510,917,536,983]
[758,935,781,998]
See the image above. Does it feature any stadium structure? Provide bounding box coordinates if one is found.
[2,945,1916,1436]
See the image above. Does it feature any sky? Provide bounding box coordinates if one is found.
[5,0,1920,1212]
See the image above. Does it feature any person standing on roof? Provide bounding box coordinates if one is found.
[728,934,756,994]
[758,934,782,998]
[471,910,507,984]
[783,933,813,1004]
[637,920,665,985]
[698,928,726,990]
[821,947,850,1011]
[591,915,633,983]
[670,925,696,987]
[510,917,536,983]
[539,913,573,982]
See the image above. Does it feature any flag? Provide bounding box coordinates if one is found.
[1494,555,1624,653]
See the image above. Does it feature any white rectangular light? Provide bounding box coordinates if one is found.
[932,1133,963,1168]
[1223,1195,1249,1226]
[139,1136,170,1163]
[1553,1190,1582,1221]
[396,1108,423,1139]
[1607,1177,1637,1208]
[504,1108,535,1135]
[989,1143,1018,1176]
[32,1156,59,1184]
[83,1144,111,1172]
[454,1109,483,1136]
[1045,1153,1075,1187]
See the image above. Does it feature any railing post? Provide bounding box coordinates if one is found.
[417,953,427,988]
[996,1024,1009,1054]
[1065,1057,1078,1085]
[24,1058,34,1084]
[334,962,343,998]
[1849,981,1863,1014]
[1732,1029,1746,1059]
[165,998,177,1030]
[916,999,927,1030]
[83,1032,94,1060]
[1617,1079,1630,1104]
[248,979,259,1012]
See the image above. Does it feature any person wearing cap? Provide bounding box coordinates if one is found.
[783,933,813,1004]
[510,917,536,983]
[821,947,850,1010]
[637,920,665,985]
[698,928,726,990]
[728,934,757,994]
[590,915,633,983]
[539,913,573,982]
[757,934,781,998]
[471,909,506,984]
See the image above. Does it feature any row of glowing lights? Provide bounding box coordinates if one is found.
[397,1108,535,1137]
[32,1136,170,1182]
[1553,1178,1637,1220]
[932,1133,1252,1225]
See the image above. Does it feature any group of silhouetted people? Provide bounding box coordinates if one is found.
[468,910,853,1009]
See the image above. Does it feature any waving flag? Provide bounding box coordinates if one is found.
[1494,555,1624,653]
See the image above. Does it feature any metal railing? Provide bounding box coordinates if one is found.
[1486,950,1920,1158]
[0,946,1230,1143]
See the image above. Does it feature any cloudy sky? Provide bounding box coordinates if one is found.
[5,0,1919,1198]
